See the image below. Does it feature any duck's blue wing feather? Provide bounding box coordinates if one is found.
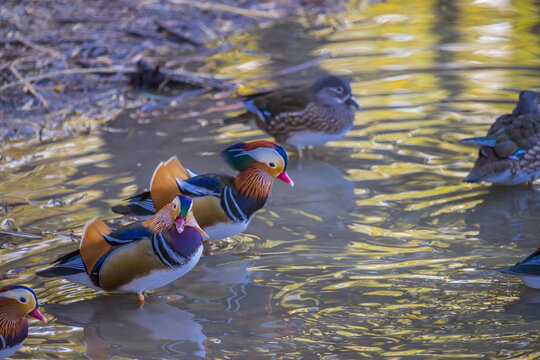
[112,191,156,216]
[103,222,154,245]
[176,174,233,197]
[504,249,540,276]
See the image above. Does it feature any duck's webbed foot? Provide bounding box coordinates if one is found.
[136,293,145,307]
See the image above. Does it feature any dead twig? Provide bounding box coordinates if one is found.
[0,64,231,93]
[55,16,114,24]
[156,20,204,47]
[168,0,281,20]
[140,88,210,112]
[13,35,65,61]
[160,68,231,90]
[0,230,42,239]
[57,232,82,241]
[0,35,101,45]
[250,52,332,81]
[165,42,233,68]
[0,65,136,93]
[9,64,50,109]
[2,87,127,127]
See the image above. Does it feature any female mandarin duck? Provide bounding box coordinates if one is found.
[227,75,360,158]
[112,140,294,240]
[37,195,207,305]
[501,246,540,289]
[0,285,46,359]
[461,90,540,187]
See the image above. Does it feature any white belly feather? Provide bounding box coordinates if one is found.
[118,245,203,294]
[286,126,352,148]
[204,220,250,240]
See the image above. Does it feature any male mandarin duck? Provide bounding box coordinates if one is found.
[227,75,360,158]
[0,285,46,359]
[37,195,207,305]
[461,90,540,187]
[112,140,294,240]
[501,246,540,289]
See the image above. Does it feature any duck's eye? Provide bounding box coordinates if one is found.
[19,297,27,304]
[173,202,178,210]
[334,86,344,93]
[268,162,276,168]
[479,147,489,157]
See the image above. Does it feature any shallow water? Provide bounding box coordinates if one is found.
[2,0,540,359]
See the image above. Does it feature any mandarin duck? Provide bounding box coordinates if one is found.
[501,246,540,289]
[112,140,294,240]
[227,75,360,158]
[0,285,46,359]
[461,90,540,187]
[37,195,207,305]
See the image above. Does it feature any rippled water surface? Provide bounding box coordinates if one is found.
[2,1,540,359]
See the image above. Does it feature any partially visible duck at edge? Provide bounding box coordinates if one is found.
[501,246,540,289]
[461,90,540,187]
[0,285,46,359]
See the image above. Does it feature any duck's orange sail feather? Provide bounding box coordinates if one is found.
[79,217,112,275]
[150,163,181,210]
[165,156,192,181]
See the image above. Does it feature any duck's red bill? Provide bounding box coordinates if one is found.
[278,171,294,186]
[175,217,186,233]
[29,308,46,322]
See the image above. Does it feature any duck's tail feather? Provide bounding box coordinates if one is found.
[460,136,496,147]
[36,250,86,277]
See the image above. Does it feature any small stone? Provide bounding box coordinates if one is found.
[48,199,65,207]
[6,268,24,275]
[1,218,15,229]
[18,125,34,137]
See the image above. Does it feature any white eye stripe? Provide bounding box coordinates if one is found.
[0,289,35,304]
[244,148,284,167]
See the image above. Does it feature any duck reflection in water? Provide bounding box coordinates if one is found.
[465,186,540,249]
[45,295,206,359]
[192,255,297,347]
[503,287,540,323]
[269,157,355,233]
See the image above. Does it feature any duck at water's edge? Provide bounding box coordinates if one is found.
[502,246,540,289]
[461,90,540,187]
[227,75,361,158]
[37,195,207,306]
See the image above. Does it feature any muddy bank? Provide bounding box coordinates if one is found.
[0,0,381,142]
